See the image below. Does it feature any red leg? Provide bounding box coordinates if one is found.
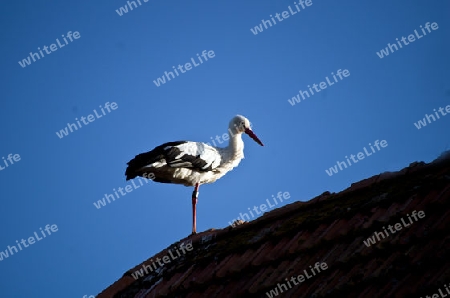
[192,183,200,235]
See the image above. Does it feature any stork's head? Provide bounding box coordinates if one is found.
[229,115,264,146]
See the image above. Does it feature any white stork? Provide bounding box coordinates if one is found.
[125,115,264,235]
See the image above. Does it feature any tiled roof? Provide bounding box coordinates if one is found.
[98,151,450,298]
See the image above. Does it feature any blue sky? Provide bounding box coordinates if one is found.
[0,1,449,297]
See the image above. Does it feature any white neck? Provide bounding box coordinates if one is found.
[229,131,244,148]
[225,130,245,159]
[211,127,245,174]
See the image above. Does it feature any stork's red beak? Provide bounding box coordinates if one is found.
[245,128,264,146]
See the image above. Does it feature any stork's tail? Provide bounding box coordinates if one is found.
[125,151,161,180]
[125,141,186,181]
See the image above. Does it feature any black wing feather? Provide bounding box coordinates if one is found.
[164,147,213,171]
[125,141,216,181]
